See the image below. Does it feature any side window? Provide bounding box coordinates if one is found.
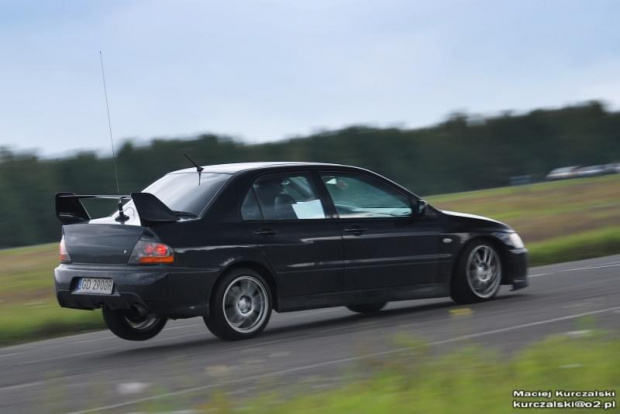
[241,189,262,220]
[320,173,412,218]
[252,174,326,220]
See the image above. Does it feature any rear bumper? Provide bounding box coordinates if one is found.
[54,264,221,318]
[502,247,529,290]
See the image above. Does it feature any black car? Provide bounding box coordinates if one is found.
[54,162,528,341]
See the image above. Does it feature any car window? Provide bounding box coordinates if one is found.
[249,174,326,220]
[241,189,262,220]
[118,172,230,218]
[320,173,412,218]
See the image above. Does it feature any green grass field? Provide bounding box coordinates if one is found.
[1,174,619,346]
[190,333,620,413]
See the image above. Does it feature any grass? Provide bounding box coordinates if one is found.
[0,244,103,346]
[528,227,620,266]
[1,175,619,345]
[81,332,619,413]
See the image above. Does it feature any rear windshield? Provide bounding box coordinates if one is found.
[122,172,231,217]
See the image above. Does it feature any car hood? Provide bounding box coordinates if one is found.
[440,210,512,232]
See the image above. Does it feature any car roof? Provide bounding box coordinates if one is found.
[170,161,346,174]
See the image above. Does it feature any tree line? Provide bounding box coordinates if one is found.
[1,100,618,248]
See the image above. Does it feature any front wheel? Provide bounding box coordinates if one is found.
[451,241,502,304]
[102,307,167,341]
[204,268,273,341]
[347,302,387,314]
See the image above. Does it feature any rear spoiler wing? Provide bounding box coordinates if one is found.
[55,192,179,226]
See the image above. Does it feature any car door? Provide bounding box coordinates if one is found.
[241,172,345,297]
[318,171,440,291]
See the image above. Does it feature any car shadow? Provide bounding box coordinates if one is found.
[100,292,529,359]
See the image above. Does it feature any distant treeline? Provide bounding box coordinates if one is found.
[1,101,618,248]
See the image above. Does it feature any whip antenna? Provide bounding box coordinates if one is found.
[99,51,128,222]
[99,51,121,195]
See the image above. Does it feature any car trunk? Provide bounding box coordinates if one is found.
[63,222,146,264]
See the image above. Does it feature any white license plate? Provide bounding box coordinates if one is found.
[75,278,114,295]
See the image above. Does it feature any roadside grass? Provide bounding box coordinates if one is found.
[1,175,619,345]
[103,332,620,413]
[0,243,103,346]
[528,226,620,266]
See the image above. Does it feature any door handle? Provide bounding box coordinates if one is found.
[344,226,366,235]
[254,227,277,236]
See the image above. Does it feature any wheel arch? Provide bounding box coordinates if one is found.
[451,235,512,286]
[214,261,280,311]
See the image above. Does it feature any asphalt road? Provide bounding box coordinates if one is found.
[1,255,619,414]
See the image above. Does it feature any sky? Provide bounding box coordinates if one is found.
[1,0,619,157]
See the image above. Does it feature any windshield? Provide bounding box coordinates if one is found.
[119,172,231,218]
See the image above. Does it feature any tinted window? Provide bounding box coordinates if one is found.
[119,172,230,217]
[252,174,326,220]
[321,173,411,218]
[241,189,262,220]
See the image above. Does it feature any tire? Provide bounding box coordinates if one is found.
[102,306,167,341]
[451,240,502,304]
[204,268,273,341]
[347,302,387,314]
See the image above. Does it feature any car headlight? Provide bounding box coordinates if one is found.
[506,232,525,249]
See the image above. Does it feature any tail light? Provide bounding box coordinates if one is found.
[129,239,174,264]
[59,235,71,263]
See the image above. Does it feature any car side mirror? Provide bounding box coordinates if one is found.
[410,199,428,217]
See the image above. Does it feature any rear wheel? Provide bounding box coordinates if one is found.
[451,241,502,304]
[102,306,167,341]
[347,302,387,314]
[204,268,272,341]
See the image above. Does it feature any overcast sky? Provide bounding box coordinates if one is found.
[1,0,619,157]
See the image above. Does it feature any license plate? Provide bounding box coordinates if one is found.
[75,278,114,295]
